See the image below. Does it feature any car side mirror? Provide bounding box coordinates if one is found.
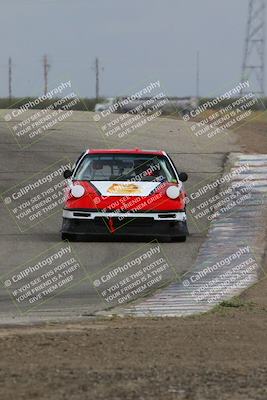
[63,169,72,179]
[179,172,188,182]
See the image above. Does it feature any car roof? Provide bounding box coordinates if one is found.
[86,148,165,156]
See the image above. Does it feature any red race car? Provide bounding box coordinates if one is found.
[61,148,188,241]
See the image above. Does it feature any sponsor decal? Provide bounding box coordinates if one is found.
[91,181,161,197]
[107,183,141,195]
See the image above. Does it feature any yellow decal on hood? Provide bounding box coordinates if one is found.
[107,183,141,194]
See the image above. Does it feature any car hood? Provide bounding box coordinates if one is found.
[65,180,186,212]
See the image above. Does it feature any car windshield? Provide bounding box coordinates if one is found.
[73,154,177,182]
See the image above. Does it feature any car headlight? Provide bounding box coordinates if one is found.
[166,185,181,199]
[71,185,85,198]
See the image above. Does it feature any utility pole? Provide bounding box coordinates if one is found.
[241,0,266,96]
[8,57,12,102]
[196,51,200,99]
[43,54,50,95]
[92,57,104,100]
[95,57,99,100]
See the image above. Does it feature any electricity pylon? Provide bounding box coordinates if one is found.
[241,0,266,96]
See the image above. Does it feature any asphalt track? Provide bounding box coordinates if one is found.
[0,110,241,324]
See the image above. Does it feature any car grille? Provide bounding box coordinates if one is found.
[94,217,153,227]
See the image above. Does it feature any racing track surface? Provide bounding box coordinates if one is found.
[0,110,241,324]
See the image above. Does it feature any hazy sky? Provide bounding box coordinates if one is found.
[0,0,265,98]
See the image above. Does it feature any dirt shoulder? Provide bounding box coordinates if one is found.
[0,278,267,400]
[1,115,267,400]
[234,111,267,153]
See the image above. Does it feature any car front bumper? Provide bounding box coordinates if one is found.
[61,209,188,238]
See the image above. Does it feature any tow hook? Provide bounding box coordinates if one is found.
[108,217,115,233]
